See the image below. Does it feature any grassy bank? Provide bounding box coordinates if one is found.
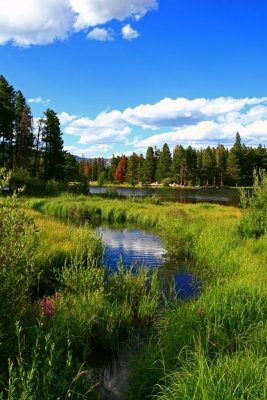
[1,187,267,399]
[0,193,164,399]
[127,201,267,399]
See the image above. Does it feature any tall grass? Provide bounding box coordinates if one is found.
[9,188,267,399]
[125,200,266,399]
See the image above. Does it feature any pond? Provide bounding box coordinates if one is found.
[89,186,240,205]
[96,225,200,300]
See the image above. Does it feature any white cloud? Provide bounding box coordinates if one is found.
[64,144,113,157]
[87,27,113,41]
[122,97,267,129]
[0,0,157,46]
[60,97,267,155]
[58,112,77,125]
[28,97,51,104]
[69,0,158,29]
[64,111,131,145]
[0,0,74,46]
[121,24,140,40]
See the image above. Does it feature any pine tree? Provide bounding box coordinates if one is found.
[14,90,34,170]
[156,143,172,182]
[127,152,139,186]
[186,146,198,186]
[64,153,80,181]
[172,145,187,184]
[216,144,227,186]
[202,146,216,186]
[144,147,156,184]
[91,159,98,181]
[137,154,145,183]
[33,118,43,177]
[42,109,65,180]
[0,75,15,168]
[226,133,245,185]
[108,155,119,182]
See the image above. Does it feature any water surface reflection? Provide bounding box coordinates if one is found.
[96,225,200,299]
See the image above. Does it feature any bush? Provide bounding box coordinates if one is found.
[97,171,105,186]
[0,169,39,363]
[162,177,172,187]
[238,169,267,238]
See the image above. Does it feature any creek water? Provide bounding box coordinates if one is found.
[96,225,200,299]
[92,225,200,399]
[93,226,200,400]
[90,186,240,205]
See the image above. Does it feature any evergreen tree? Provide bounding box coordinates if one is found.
[186,146,198,185]
[196,149,203,185]
[137,154,145,183]
[215,144,227,186]
[0,75,15,168]
[127,152,139,186]
[14,91,34,170]
[156,143,172,181]
[42,109,65,180]
[202,146,216,186]
[144,147,156,184]
[172,145,187,184]
[91,159,98,181]
[108,155,119,182]
[64,153,80,181]
[226,133,245,185]
[33,118,43,177]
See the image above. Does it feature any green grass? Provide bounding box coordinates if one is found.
[6,194,267,399]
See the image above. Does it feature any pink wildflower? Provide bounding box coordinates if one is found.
[39,295,58,318]
[198,307,204,317]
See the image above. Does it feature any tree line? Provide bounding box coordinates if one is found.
[0,75,81,187]
[1,74,267,190]
[81,134,267,187]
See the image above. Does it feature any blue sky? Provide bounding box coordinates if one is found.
[0,0,267,157]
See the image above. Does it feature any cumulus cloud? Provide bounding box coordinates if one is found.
[122,97,267,129]
[60,97,267,156]
[70,0,158,29]
[87,27,113,41]
[58,111,78,125]
[64,110,131,145]
[0,0,74,46]
[122,24,140,40]
[28,97,51,104]
[0,0,158,46]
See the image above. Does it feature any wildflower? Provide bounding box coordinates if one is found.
[39,297,56,317]
[198,307,204,317]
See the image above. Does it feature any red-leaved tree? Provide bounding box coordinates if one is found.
[114,155,128,183]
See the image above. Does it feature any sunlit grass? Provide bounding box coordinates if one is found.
[16,194,267,400]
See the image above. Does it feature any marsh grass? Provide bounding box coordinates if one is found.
[2,322,95,400]
[11,193,267,399]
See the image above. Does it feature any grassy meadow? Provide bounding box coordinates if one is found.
[0,180,267,399]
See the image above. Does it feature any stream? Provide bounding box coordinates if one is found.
[97,225,200,299]
[92,224,200,399]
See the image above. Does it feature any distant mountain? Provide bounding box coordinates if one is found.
[74,155,111,166]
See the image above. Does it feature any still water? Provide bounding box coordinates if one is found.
[90,186,240,205]
[96,225,200,300]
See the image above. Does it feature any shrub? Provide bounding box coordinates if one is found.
[162,178,172,187]
[238,169,267,238]
[0,169,39,363]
